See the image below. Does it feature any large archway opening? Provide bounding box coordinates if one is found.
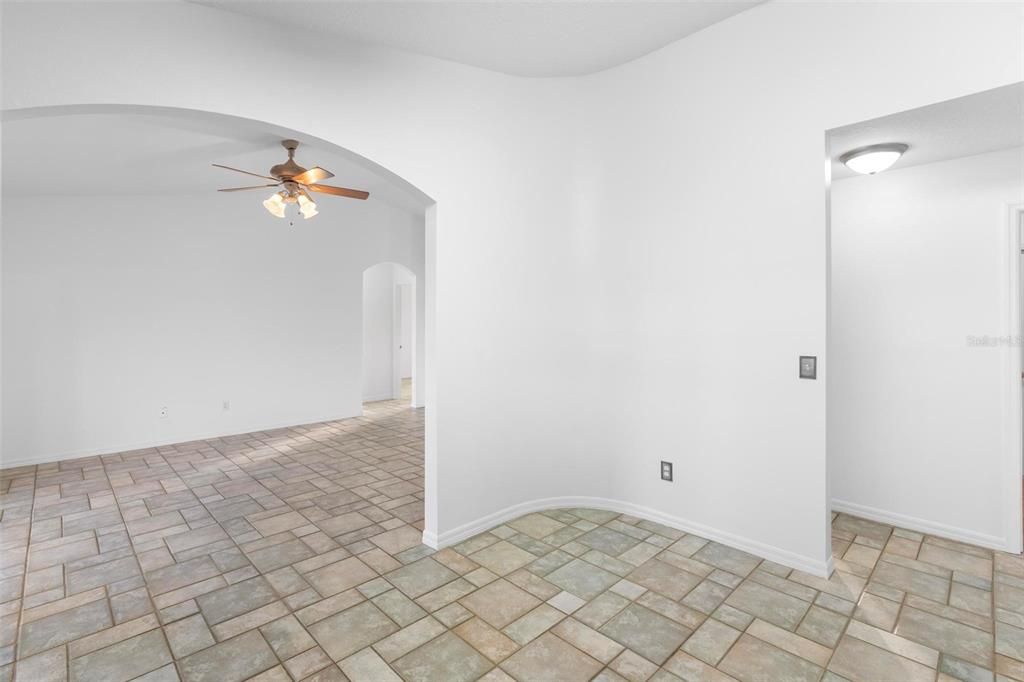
[1,103,438,542]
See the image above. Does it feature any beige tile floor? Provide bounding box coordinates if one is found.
[0,393,1021,681]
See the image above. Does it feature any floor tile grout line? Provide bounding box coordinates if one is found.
[6,404,1014,682]
[11,401,420,675]
[817,522,895,682]
[9,464,38,681]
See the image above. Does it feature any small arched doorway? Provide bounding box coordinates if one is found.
[362,262,417,407]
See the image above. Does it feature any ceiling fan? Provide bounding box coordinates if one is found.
[214,139,369,220]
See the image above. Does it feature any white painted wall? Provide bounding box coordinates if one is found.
[567,2,1022,569]
[362,263,415,402]
[1,192,424,465]
[829,148,1024,548]
[2,0,1022,571]
[398,283,414,379]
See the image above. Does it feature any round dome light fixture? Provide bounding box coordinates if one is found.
[840,143,909,175]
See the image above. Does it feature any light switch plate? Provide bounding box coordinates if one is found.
[661,461,673,482]
[799,356,817,380]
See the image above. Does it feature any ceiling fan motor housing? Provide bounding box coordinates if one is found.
[270,139,307,180]
[281,182,302,203]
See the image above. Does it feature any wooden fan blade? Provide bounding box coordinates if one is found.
[217,184,280,192]
[293,167,334,185]
[212,163,278,181]
[308,184,369,200]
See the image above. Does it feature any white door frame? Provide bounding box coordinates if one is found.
[1002,203,1024,554]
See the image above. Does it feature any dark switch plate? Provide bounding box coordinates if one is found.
[660,461,673,482]
[799,356,817,380]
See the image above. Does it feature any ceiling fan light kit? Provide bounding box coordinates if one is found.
[297,193,318,219]
[214,139,369,220]
[262,192,287,218]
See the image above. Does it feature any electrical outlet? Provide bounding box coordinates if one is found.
[661,461,673,482]
[159,406,168,418]
[222,400,231,411]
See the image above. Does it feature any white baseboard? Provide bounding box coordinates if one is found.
[423,495,832,578]
[0,412,359,470]
[831,498,1010,553]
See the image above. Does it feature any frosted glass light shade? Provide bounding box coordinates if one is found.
[840,143,908,175]
[298,193,318,219]
[263,192,287,218]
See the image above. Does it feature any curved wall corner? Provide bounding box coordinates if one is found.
[6,0,1015,577]
[0,0,595,566]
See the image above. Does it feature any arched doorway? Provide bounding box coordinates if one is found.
[363,262,418,407]
[2,103,438,544]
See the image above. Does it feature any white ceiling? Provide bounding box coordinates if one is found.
[1,111,428,213]
[193,0,762,77]
[829,83,1024,181]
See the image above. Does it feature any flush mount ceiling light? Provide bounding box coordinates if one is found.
[840,143,909,175]
[213,140,370,220]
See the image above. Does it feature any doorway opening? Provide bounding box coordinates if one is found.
[363,262,418,407]
[825,83,1024,560]
[1018,206,1024,549]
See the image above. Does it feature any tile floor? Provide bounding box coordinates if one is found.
[0,395,1021,681]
